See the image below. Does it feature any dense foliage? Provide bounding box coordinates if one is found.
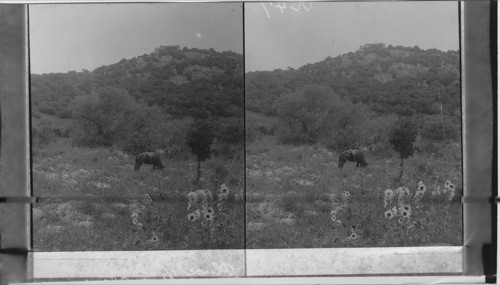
[247,43,460,118]
[31,46,243,155]
[247,43,461,152]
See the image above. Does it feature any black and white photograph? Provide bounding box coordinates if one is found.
[0,0,495,282]
[30,3,245,251]
[245,1,463,248]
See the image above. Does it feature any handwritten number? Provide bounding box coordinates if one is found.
[275,2,287,14]
[301,2,312,12]
[261,3,271,18]
[288,2,301,12]
[261,2,312,18]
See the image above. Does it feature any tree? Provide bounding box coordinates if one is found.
[72,87,135,147]
[275,85,340,145]
[119,103,171,154]
[186,120,215,183]
[389,117,418,180]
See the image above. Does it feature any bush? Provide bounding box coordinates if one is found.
[117,104,170,154]
[275,85,341,145]
[421,117,459,142]
[72,87,136,147]
[245,117,262,143]
[390,117,418,160]
[186,120,215,182]
[324,128,364,152]
[33,118,55,147]
[163,118,194,160]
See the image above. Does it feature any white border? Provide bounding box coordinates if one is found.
[32,247,463,280]
[20,276,485,285]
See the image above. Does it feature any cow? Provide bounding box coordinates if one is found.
[338,149,368,169]
[135,152,164,171]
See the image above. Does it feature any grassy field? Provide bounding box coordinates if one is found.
[33,138,244,251]
[246,135,463,248]
[33,133,462,250]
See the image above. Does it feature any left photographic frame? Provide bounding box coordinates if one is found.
[27,2,245,280]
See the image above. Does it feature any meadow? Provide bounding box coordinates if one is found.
[246,135,463,248]
[32,138,244,251]
[33,134,462,251]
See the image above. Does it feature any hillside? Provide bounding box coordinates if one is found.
[31,45,243,120]
[246,43,460,118]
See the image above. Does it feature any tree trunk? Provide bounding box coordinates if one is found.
[196,160,201,183]
[399,158,404,180]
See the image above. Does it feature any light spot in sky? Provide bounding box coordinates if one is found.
[196,33,202,39]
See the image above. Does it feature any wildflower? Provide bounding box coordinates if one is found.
[132,217,139,225]
[391,206,398,216]
[345,232,359,241]
[220,184,229,195]
[131,211,139,220]
[401,209,411,218]
[195,189,211,202]
[143,194,153,205]
[331,215,337,222]
[194,209,201,219]
[398,217,405,225]
[151,235,159,243]
[201,220,207,228]
[204,189,213,201]
[330,209,338,217]
[402,187,411,197]
[205,207,215,215]
[403,204,411,212]
[204,211,214,222]
[146,235,160,244]
[187,213,196,222]
[447,183,456,201]
[417,182,427,193]
[444,180,451,189]
[384,189,394,207]
[187,191,197,204]
[342,191,351,199]
[384,210,394,219]
[395,187,404,196]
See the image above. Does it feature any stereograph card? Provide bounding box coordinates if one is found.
[0,1,495,284]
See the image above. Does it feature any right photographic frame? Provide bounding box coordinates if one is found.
[244,0,495,278]
[246,1,462,249]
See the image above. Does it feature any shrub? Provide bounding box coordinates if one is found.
[389,117,418,179]
[72,87,136,147]
[32,118,55,147]
[275,85,340,145]
[163,118,194,160]
[421,117,459,142]
[186,120,215,182]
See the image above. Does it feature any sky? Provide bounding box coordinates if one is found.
[30,3,243,74]
[245,1,459,72]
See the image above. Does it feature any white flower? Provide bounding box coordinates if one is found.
[384,189,394,207]
[220,184,229,195]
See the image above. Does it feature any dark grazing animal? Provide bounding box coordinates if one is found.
[338,149,368,168]
[135,152,164,171]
